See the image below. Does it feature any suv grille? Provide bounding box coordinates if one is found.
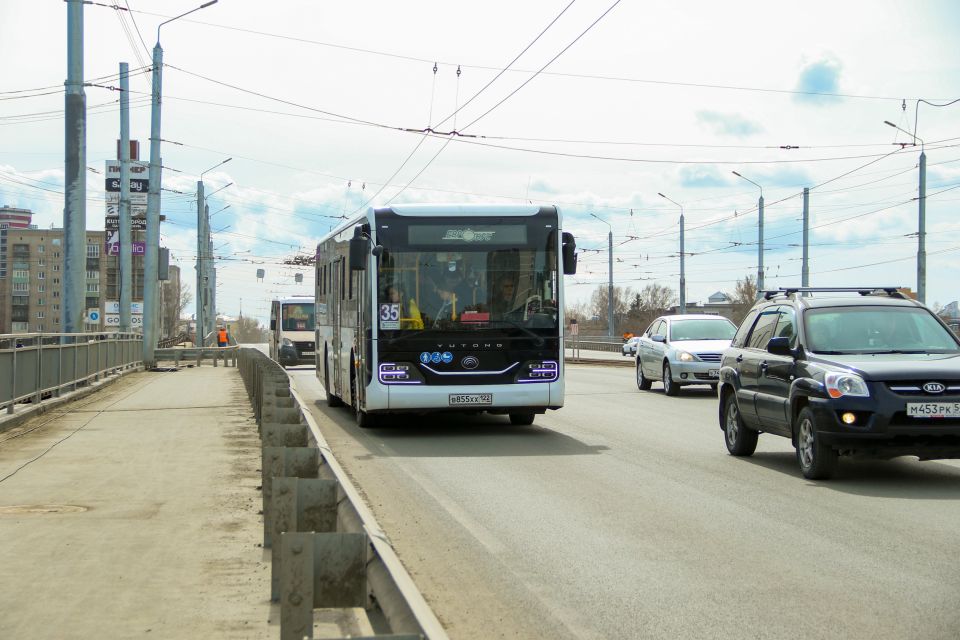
[294,341,315,357]
[695,353,722,363]
[885,381,960,397]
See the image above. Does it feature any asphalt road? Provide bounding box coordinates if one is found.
[288,363,960,640]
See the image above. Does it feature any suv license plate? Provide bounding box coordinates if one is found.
[907,402,960,418]
[449,393,493,406]
[708,369,719,378]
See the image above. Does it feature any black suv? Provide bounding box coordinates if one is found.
[718,287,960,479]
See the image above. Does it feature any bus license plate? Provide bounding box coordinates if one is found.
[907,402,960,418]
[449,393,493,406]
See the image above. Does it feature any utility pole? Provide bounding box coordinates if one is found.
[144,0,220,364]
[589,213,614,337]
[119,62,132,332]
[658,193,685,313]
[732,171,764,295]
[195,180,205,346]
[884,120,927,303]
[918,149,927,303]
[64,0,86,333]
[680,213,686,313]
[801,187,810,288]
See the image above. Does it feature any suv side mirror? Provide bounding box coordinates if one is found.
[767,336,794,357]
[652,334,666,343]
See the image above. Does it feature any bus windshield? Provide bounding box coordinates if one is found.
[375,218,559,333]
[281,302,314,332]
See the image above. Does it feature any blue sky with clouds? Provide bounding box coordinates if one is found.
[1,0,959,323]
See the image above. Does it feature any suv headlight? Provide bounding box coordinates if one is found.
[824,372,869,398]
[677,350,695,362]
[282,338,293,347]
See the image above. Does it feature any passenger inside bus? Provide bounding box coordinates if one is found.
[385,284,423,329]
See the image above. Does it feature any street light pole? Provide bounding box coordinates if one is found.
[590,213,614,337]
[64,0,86,334]
[885,120,926,303]
[144,0,219,365]
[658,193,685,313]
[196,157,231,346]
[732,171,764,296]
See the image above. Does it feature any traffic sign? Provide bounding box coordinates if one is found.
[86,309,101,323]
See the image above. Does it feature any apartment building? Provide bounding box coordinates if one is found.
[0,228,107,334]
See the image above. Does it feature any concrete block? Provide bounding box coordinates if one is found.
[280,532,369,640]
[271,478,338,601]
[261,407,301,426]
[262,423,309,448]
[262,447,319,547]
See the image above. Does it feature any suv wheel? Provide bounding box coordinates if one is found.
[636,359,652,390]
[663,363,680,396]
[723,393,758,456]
[795,407,837,480]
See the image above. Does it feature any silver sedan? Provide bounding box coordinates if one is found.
[635,314,737,396]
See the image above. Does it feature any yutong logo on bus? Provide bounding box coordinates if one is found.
[442,228,495,242]
[438,343,503,350]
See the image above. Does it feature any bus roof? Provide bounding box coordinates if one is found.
[315,203,559,250]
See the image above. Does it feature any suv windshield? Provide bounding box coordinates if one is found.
[670,318,736,341]
[375,217,559,334]
[804,306,960,354]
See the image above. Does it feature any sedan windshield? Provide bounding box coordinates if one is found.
[670,319,736,341]
[805,306,960,354]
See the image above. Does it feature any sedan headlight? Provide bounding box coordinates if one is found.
[677,350,695,362]
[824,372,869,398]
[282,338,293,347]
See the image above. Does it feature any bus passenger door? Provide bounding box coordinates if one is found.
[330,259,343,398]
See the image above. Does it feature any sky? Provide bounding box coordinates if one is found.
[1,0,959,326]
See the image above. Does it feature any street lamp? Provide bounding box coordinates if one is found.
[210,204,231,218]
[658,193,686,313]
[590,212,614,338]
[732,171,765,297]
[884,120,927,302]
[144,0,219,364]
[205,181,233,200]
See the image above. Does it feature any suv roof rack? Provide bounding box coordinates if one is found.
[761,287,906,301]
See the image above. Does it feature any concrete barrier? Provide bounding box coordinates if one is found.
[236,347,447,640]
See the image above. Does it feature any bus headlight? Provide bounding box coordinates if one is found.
[516,360,558,383]
[378,362,424,384]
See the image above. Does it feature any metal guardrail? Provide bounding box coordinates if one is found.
[0,332,142,414]
[154,345,240,368]
[237,347,447,640]
[564,337,625,353]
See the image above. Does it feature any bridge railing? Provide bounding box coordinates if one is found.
[564,337,625,353]
[0,332,142,414]
[154,345,240,368]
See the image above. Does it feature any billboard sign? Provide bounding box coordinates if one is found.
[105,215,147,231]
[105,231,146,256]
[105,300,144,314]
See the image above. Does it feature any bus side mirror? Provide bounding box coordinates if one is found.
[349,227,369,271]
[562,232,577,275]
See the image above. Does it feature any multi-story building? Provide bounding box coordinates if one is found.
[0,227,107,334]
[0,206,36,330]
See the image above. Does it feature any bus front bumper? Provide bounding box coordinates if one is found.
[369,381,563,413]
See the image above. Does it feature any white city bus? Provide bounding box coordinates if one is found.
[315,204,577,427]
[269,296,316,367]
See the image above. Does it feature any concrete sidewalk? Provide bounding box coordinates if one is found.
[0,367,271,639]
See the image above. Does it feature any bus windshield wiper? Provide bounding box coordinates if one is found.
[384,329,430,345]
[489,319,545,346]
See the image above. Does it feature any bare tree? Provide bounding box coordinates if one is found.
[627,283,677,331]
[178,283,193,318]
[590,285,633,334]
[730,274,757,325]
[232,316,268,343]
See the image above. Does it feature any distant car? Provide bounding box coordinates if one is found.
[718,286,960,480]
[622,336,641,356]
[635,315,737,396]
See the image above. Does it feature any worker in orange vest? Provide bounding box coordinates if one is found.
[217,326,229,348]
